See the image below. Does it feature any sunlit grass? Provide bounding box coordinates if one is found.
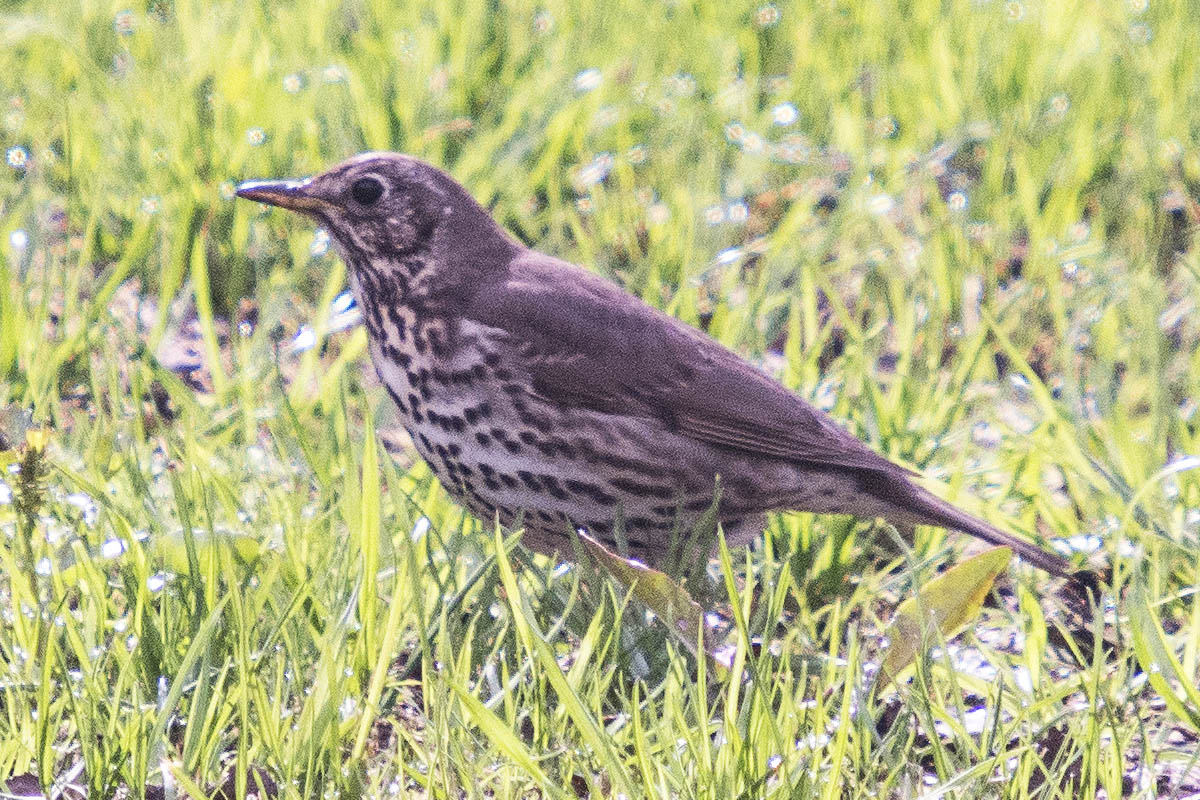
[1,0,1198,796]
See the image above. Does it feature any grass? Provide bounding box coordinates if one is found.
[1,0,1199,796]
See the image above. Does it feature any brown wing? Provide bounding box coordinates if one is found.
[465,251,909,476]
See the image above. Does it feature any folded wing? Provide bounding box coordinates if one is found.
[465,251,909,478]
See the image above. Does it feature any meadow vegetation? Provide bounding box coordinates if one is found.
[1,0,1199,796]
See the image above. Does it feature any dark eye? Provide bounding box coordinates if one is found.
[350,176,384,206]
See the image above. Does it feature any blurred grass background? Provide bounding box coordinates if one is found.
[1,0,1199,796]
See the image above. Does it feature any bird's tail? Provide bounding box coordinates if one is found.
[880,479,1074,578]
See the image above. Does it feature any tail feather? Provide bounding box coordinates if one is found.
[884,481,1073,578]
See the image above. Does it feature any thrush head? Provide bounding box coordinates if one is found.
[238,153,451,253]
[236,153,515,293]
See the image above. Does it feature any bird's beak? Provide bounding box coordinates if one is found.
[235,178,335,215]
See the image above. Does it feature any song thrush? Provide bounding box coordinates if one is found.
[237,152,1072,577]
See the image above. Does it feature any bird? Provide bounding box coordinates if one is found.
[236,152,1073,578]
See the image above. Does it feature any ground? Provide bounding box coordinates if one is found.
[1,0,1199,797]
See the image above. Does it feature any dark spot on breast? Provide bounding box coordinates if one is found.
[363,314,382,340]
[386,307,407,340]
[609,477,674,500]
[518,431,537,445]
[577,439,646,472]
[484,351,501,367]
[499,473,518,489]
[517,470,541,490]
[427,328,446,355]
[566,479,616,505]
[475,431,491,447]
[627,516,674,532]
[491,427,523,454]
[384,386,407,413]
[540,475,570,501]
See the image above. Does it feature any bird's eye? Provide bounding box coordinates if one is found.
[350,176,384,206]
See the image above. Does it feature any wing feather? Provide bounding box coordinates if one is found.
[465,251,908,476]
